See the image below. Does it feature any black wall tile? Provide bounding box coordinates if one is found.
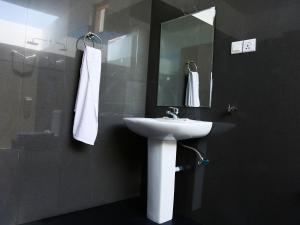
[146,1,300,225]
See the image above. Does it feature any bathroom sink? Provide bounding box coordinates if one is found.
[123,117,213,224]
[123,117,212,141]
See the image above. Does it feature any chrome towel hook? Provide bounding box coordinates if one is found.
[76,31,103,50]
[185,60,198,72]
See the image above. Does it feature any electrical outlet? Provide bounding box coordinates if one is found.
[243,38,256,53]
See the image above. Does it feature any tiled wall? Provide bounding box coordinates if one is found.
[0,0,151,224]
[147,1,300,225]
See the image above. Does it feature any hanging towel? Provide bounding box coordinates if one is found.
[185,71,200,107]
[73,46,102,145]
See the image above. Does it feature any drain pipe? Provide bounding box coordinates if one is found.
[175,143,209,172]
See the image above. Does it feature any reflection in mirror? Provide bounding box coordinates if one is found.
[157,7,215,107]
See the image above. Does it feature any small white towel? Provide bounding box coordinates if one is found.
[73,46,102,145]
[185,71,200,107]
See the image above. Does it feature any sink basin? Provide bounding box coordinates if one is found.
[124,117,213,224]
[124,117,212,141]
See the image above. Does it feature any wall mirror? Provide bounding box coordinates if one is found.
[157,7,216,107]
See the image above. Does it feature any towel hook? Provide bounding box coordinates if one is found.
[76,32,103,50]
[185,60,198,72]
[185,62,191,73]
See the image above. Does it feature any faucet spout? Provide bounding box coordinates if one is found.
[166,107,179,119]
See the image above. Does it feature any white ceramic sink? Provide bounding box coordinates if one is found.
[124,117,213,224]
[123,117,212,141]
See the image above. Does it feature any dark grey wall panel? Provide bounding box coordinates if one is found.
[0,0,151,224]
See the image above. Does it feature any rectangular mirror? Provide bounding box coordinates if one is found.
[157,7,216,107]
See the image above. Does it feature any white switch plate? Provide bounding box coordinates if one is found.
[243,38,256,53]
[231,41,243,54]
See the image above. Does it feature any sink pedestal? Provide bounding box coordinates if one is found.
[147,139,177,224]
[123,117,213,224]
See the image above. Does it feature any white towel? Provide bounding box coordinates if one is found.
[185,71,200,107]
[73,46,102,145]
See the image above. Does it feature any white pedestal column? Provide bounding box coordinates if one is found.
[147,139,177,224]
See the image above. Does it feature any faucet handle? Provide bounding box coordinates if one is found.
[168,107,179,114]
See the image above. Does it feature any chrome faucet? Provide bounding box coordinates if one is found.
[166,107,179,119]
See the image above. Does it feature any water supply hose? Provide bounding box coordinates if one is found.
[178,142,209,166]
